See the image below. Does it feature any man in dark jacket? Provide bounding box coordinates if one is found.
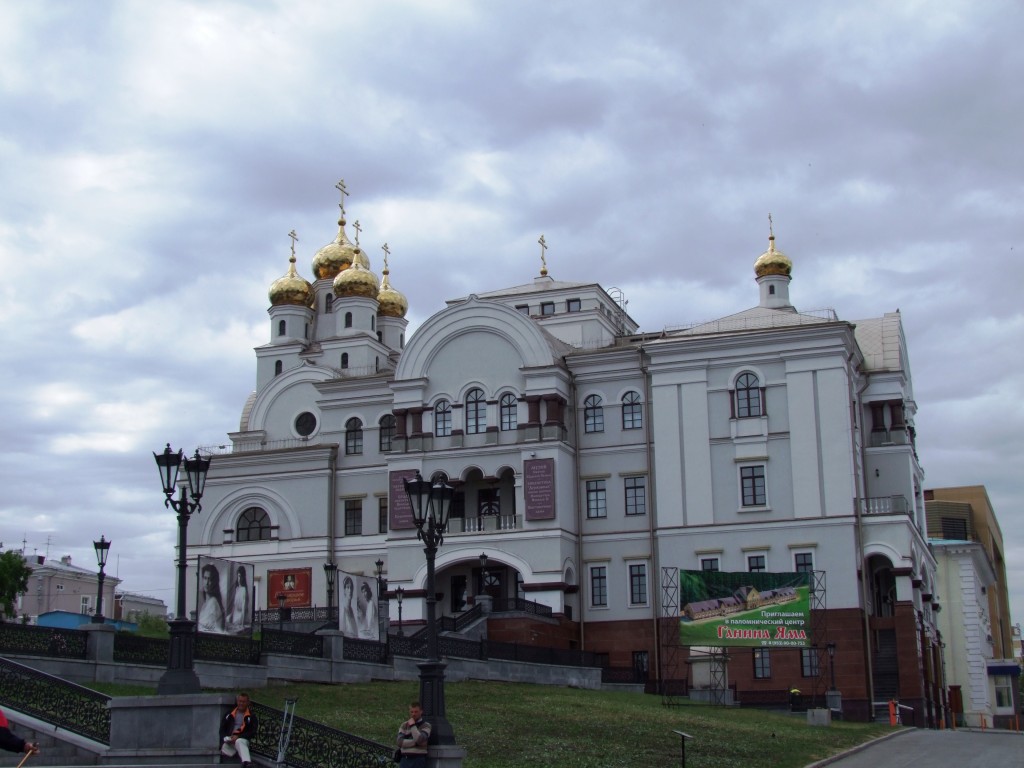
[0,708,38,755]
[219,692,257,766]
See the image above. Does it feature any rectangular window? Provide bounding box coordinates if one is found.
[632,650,649,677]
[344,499,362,536]
[540,301,555,316]
[590,566,608,607]
[940,517,968,540]
[701,558,719,572]
[801,648,820,677]
[515,304,530,315]
[378,497,388,534]
[629,563,648,606]
[753,648,772,679]
[567,298,581,313]
[80,596,90,615]
[748,555,766,572]
[741,465,766,506]
[624,476,646,516]
[994,676,1013,708]
[794,552,814,573]
[586,479,607,518]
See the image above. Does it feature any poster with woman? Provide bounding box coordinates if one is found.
[338,569,379,640]
[197,557,254,636]
[267,568,312,608]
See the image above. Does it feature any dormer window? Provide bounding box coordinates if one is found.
[515,304,529,315]
[541,301,555,316]
[567,298,581,312]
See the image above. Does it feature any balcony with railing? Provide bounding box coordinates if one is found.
[857,495,910,516]
[453,514,522,534]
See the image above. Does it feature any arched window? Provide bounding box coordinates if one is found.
[584,395,604,433]
[325,294,334,313]
[379,414,396,452]
[500,393,518,431]
[434,400,452,437]
[371,316,375,331]
[622,391,642,430]
[466,388,486,434]
[344,312,353,328]
[341,353,349,369]
[237,507,271,542]
[277,319,286,336]
[735,373,763,418]
[274,360,283,376]
[345,417,363,455]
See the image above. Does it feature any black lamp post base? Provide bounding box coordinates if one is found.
[157,618,201,695]
[418,659,456,745]
[90,615,105,624]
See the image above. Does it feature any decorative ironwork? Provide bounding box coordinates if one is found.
[262,629,323,658]
[451,603,482,631]
[0,657,110,744]
[256,606,337,625]
[490,597,553,617]
[113,633,169,665]
[248,700,393,768]
[195,632,261,664]
[0,623,88,660]
[387,633,428,658]
[341,637,388,664]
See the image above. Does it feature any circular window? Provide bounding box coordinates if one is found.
[295,412,317,436]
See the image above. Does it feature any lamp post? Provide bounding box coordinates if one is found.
[323,561,338,620]
[375,558,385,597]
[396,587,404,637]
[277,592,287,632]
[827,642,837,691]
[153,443,211,695]
[403,471,455,745]
[479,552,488,598]
[91,535,111,624]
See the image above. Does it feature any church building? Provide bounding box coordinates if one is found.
[192,185,941,723]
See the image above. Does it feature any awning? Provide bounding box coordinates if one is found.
[986,664,1021,677]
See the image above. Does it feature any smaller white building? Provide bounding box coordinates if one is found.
[18,554,121,624]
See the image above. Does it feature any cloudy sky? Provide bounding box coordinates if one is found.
[1,2,1021,625]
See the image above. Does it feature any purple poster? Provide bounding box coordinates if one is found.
[524,458,555,520]
[389,469,420,529]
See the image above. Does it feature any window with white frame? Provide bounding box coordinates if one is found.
[434,400,452,437]
[701,557,719,572]
[344,499,362,536]
[740,465,766,506]
[748,554,766,572]
[379,414,396,452]
[621,391,642,429]
[735,372,763,418]
[586,479,607,518]
[465,388,486,434]
[80,596,91,614]
[624,476,646,516]
[500,393,517,431]
[345,417,363,455]
[994,675,1013,708]
[590,566,608,607]
[584,395,604,433]
[628,563,648,606]
[794,552,814,573]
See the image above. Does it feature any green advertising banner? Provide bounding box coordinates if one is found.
[678,569,811,647]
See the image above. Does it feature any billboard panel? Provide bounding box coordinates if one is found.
[338,570,379,641]
[268,568,312,609]
[677,569,810,648]
[197,556,254,636]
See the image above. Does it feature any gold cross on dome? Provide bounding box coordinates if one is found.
[335,179,349,214]
[768,213,774,238]
[288,229,298,259]
[382,242,391,270]
[538,234,548,276]
[353,219,362,247]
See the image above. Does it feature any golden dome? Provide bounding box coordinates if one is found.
[754,234,793,278]
[333,258,380,299]
[269,234,314,307]
[377,245,408,318]
[311,208,370,280]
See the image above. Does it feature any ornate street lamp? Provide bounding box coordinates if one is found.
[153,443,211,694]
[323,561,338,620]
[91,535,111,624]
[404,471,455,745]
[277,592,287,632]
[375,557,385,596]
[479,552,488,597]
[396,586,405,637]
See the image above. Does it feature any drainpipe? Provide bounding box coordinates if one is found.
[568,367,585,652]
[327,445,338,565]
[849,350,875,708]
[641,346,661,688]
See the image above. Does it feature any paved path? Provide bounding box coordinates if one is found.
[822,729,1023,768]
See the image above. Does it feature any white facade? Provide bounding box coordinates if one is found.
[189,194,939,721]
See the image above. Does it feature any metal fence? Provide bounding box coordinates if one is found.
[0,623,88,660]
[262,629,324,658]
[0,656,110,743]
[113,633,168,665]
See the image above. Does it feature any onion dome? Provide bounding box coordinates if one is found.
[333,257,380,299]
[376,244,408,318]
[311,206,371,280]
[269,233,314,307]
[753,228,793,278]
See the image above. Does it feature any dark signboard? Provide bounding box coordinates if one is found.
[389,469,420,529]
[524,458,555,520]
[677,569,811,648]
[268,568,312,608]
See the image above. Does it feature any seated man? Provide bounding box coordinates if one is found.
[220,692,257,766]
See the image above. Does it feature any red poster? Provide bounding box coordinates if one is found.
[267,568,312,608]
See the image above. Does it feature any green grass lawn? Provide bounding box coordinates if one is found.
[89,680,891,768]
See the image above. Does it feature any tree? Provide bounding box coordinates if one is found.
[0,550,32,620]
